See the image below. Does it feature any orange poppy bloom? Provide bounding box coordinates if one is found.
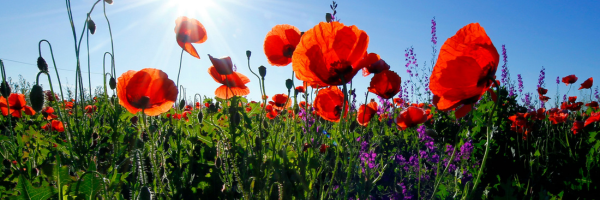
[295,86,305,93]
[585,112,600,127]
[195,102,201,109]
[396,106,429,130]
[579,77,593,90]
[537,87,548,95]
[539,96,551,103]
[429,23,499,119]
[368,70,401,99]
[393,98,404,107]
[265,104,278,120]
[549,111,568,124]
[42,107,58,120]
[117,68,178,116]
[356,53,389,77]
[208,54,234,75]
[85,105,97,114]
[298,101,308,109]
[208,66,250,100]
[42,120,64,132]
[562,75,578,86]
[174,16,207,59]
[0,93,35,118]
[313,86,348,122]
[269,94,291,111]
[571,121,584,135]
[292,22,369,86]
[264,24,302,66]
[357,100,378,126]
[586,101,598,110]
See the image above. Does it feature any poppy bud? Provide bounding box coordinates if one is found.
[258,65,266,78]
[30,85,45,112]
[104,0,113,4]
[230,110,240,127]
[130,116,138,125]
[197,111,203,123]
[87,18,96,34]
[179,100,185,110]
[0,81,10,98]
[37,57,48,72]
[254,136,262,150]
[109,76,116,90]
[246,50,251,59]
[326,13,333,22]
[285,79,293,91]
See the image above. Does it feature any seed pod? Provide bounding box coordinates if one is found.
[326,13,333,22]
[104,0,113,4]
[109,76,116,90]
[246,50,251,59]
[87,18,96,34]
[254,137,262,150]
[0,81,10,98]
[30,85,44,112]
[179,99,185,110]
[37,57,48,72]
[258,65,266,78]
[285,79,293,90]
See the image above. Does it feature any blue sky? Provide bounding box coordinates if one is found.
[1,0,599,105]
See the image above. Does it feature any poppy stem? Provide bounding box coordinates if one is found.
[102,52,113,99]
[246,55,263,99]
[176,49,184,108]
[103,0,116,77]
[39,40,66,103]
[0,60,14,136]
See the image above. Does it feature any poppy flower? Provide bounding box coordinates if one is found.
[295,86,305,93]
[537,87,548,95]
[208,55,234,76]
[208,66,250,100]
[84,105,97,114]
[568,96,577,103]
[42,120,64,132]
[586,101,598,110]
[529,108,546,121]
[174,16,207,59]
[204,102,210,108]
[117,68,178,116]
[508,113,531,139]
[562,75,578,86]
[195,102,201,109]
[44,90,59,102]
[393,98,404,107]
[356,53,389,77]
[585,112,600,127]
[539,96,551,103]
[429,23,499,119]
[396,106,429,130]
[245,106,252,113]
[264,24,302,66]
[319,144,328,153]
[0,93,36,118]
[63,101,74,110]
[269,94,291,111]
[299,101,308,109]
[549,111,568,124]
[265,104,279,120]
[367,70,401,99]
[379,113,389,122]
[313,86,348,122]
[579,77,593,90]
[571,121,584,135]
[357,100,378,126]
[42,107,58,120]
[292,21,369,86]
[184,105,193,111]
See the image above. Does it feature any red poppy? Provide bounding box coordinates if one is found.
[393,98,404,107]
[42,120,65,132]
[85,105,97,114]
[508,113,531,139]
[368,70,401,99]
[299,101,308,109]
[319,144,328,153]
[245,106,252,113]
[117,68,178,116]
[265,104,279,120]
[357,100,378,126]
[549,111,568,124]
[204,102,210,108]
[44,90,59,102]
[579,77,593,90]
[429,23,499,119]
[539,96,551,103]
[357,53,389,77]
[379,113,389,122]
[529,108,546,121]
[195,102,201,109]
[571,121,584,135]
[585,112,600,127]
[264,24,302,66]
[208,54,234,75]
[313,86,348,122]
[568,96,577,103]
[42,107,58,120]
[208,66,250,100]
[184,105,193,111]
[174,16,207,59]
[295,86,305,93]
[63,101,74,110]
[562,75,578,86]
[0,93,36,118]
[396,106,429,130]
[269,94,291,111]
[586,101,598,110]
[292,22,369,86]
[537,87,548,95]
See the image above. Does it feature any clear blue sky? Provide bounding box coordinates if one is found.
[1,0,599,105]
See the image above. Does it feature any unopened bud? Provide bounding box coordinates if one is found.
[0,81,10,98]
[30,85,44,112]
[37,57,48,72]
[197,111,204,123]
[258,65,266,78]
[104,0,113,4]
[87,18,96,34]
[326,13,333,22]
[179,99,185,110]
[246,50,251,59]
[109,77,116,90]
[285,79,293,90]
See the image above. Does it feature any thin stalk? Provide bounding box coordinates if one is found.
[176,49,184,108]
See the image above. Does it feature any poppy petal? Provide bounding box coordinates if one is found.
[455,104,473,119]
[177,40,200,59]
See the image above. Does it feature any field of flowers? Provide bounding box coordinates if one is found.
[0,0,599,199]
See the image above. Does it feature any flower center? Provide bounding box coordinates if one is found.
[330,60,353,79]
[282,44,295,58]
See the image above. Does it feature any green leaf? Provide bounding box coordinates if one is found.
[196,135,213,148]
[12,175,54,200]
[75,172,104,200]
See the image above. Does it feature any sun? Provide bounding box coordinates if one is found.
[168,0,217,16]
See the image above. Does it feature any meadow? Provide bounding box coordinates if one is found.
[0,0,599,199]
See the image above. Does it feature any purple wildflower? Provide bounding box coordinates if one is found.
[556,76,560,84]
[431,17,437,45]
[537,66,545,88]
[459,140,474,160]
[405,47,417,77]
[500,45,508,85]
[517,74,524,94]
